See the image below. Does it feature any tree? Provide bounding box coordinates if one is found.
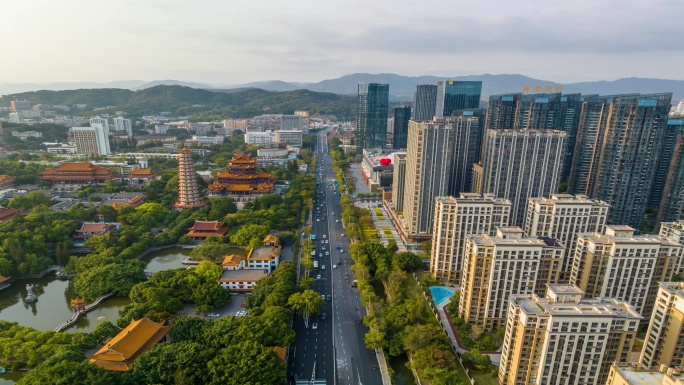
[446,291,460,316]
[287,289,324,325]
[127,341,211,385]
[420,240,432,254]
[364,329,387,350]
[229,224,270,247]
[190,243,242,262]
[91,321,120,344]
[462,348,492,371]
[394,252,422,272]
[18,357,120,385]
[208,197,238,220]
[207,340,285,385]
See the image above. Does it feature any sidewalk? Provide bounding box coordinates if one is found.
[435,298,501,365]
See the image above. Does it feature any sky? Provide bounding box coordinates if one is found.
[3,0,684,85]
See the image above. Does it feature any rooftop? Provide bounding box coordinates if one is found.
[436,194,511,205]
[219,269,269,281]
[610,363,684,385]
[248,245,281,260]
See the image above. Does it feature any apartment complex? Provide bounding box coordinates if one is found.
[639,282,684,368]
[403,118,456,235]
[570,225,683,318]
[459,227,564,332]
[430,193,511,283]
[113,117,133,136]
[661,221,684,262]
[412,84,438,121]
[656,119,684,225]
[474,129,566,227]
[606,364,684,385]
[72,126,111,156]
[391,152,407,212]
[499,284,641,385]
[568,93,673,230]
[524,194,609,280]
[356,83,389,153]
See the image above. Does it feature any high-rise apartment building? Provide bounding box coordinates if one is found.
[403,118,456,235]
[356,83,389,153]
[499,284,641,385]
[485,93,521,131]
[459,227,564,332]
[639,282,684,369]
[655,119,684,225]
[113,117,133,136]
[412,84,438,121]
[430,193,511,283]
[568,93,672,230]
[72,126,111,155]
[606,364,684,385]
[570,225,683,318]
[474,129,566,227]
[435,80,482,117]
[391,152,407,213]
[392,106,410,148]
[280,115,302,131]
[524,194,609,280]
[448,113,484,196]
[660,221,684,267]
[10,100,31,111]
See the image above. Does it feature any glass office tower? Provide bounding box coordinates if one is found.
[356,83,389,153]
[435,80,482,117]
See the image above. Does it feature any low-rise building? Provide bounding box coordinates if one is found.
[217,269,269,292]
[275,130,303,146]
[185,220,228,242]
[75,222,116,240]
[246,235,281,272]
[0,175,15,188]
[0,208,21,224]
[125,169,158,187]
[221,254,246,270]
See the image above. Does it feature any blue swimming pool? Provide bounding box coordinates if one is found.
[429,286,455,306]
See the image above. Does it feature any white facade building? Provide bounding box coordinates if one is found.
[245,131,276,146]
[72,126,111,155]
[113,117,133,136]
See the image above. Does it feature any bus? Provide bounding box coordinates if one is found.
[310,234,316,241]
[313,261,319,269]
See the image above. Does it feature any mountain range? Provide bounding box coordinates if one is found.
[2,73,684,101]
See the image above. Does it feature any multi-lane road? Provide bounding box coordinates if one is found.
[288,131,382,385]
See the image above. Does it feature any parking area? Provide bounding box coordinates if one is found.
[176,292,248,319]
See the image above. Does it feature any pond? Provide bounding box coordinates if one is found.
[389,353,416,385]
[0,276,131,333]
[141,247,192,273]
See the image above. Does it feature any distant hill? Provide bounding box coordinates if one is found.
[225,73,684,101]
[132,80,214,90]
[0,80,145,97]
[0,85,357,119]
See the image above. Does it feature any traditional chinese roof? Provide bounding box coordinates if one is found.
[77,222,115,233]
[180,148,192,155]
[230,154,256,163]
[273,346,287,362]
[0,275,10,284]
[89,318,170,372]
[128,169,157,178]
[40,162,117,182]
[221,254,245,267]
[0,208,21,224]
[263,234,279,245]
[0,175,15,187]
[187,220,228,238]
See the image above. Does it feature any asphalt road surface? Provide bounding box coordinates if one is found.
[287,132,382,385]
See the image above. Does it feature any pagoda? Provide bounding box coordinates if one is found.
[173,148,206,209]
[208,154,275,196]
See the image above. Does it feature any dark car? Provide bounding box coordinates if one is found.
[320,313,327,320]
[326,295,332,302]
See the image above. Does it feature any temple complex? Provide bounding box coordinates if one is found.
[208,154,275,196]
[186,220,229,242]
[174,148,206,209]
[40,162,117,189]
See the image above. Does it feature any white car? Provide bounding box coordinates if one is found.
[317,219,320,222]
[208,313,220,318]
[323,235,327,238]
[316,274,322,279]
[326,252,329,256]
[336,220,339,223]
[312,323,318,330]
